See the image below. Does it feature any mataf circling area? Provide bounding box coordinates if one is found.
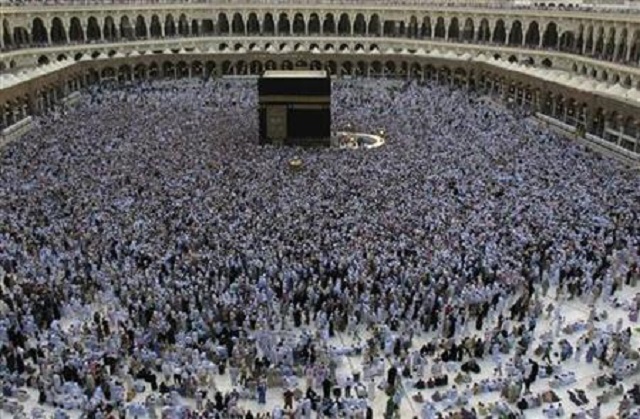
[0,78,639,419]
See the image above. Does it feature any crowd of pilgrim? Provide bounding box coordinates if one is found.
[1,78,640,419]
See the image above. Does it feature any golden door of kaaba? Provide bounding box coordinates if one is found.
[265,105,287,145]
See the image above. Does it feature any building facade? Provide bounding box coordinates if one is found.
[1,0,639,156]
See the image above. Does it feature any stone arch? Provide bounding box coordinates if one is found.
[38,55,50,65]
[354,13,366,36]
[218,13,230,35]
[462,18,474,42]
[135,15,148,38]
[338,13,351,36]
[50,17,67,44]
[630,30,640,64]
[541,58,552,68]
[341,61,353,76]
[281,60,294,71]
[584,26,594,54]
[68,17,84,43]
[369,14,381,37]
[118,64,132,82]
[420,17,432,38]
[383,21,396,37]
[191,19,200,36]
[542,22,558,49]
[247,13,260,35]
[620,116,638,152]
[149,62,159,78]
[409,61,422,79]
[448,17,460,41]
[407,15,419,38]
[308,13,320,34]
[325,60,337,76]
[594,27,605,56]
[87,17,101,41]
[202,19,214,36]
[493,19,506,44]
[478,19,491,42]
[176,61,189,78]
[438,66,452,84]
[278,13,291,35]
[453,67,467,87]
[604,111,620,143]
[559,30,575,53]
[293,13,305,35]
[232,13,244,35]
[165,14,176,37]
[611,73,620,84]
[508,54,518,63]
[162,61,175,78]
[74,52,84,61]
[525,21,540,47]
[385,60,396,77]
[32,18,48,44]
[263,13,275,35]
[310,60,323,71]
[120,16,134,40]
[604,27,616,60]
[249,60,263,75]
[134,63,147,79]
[101,67,116,79]
[2,19,12,48]
[13,27,29,47]
[356,60,367,76]
[178,14,189,37]
[370,61,383,77]
[103,16,117,41]
[615,28,627,62]
[324,14,336,35]
[150,15,162,38]
[434,17,445,39]
[204,61,216,77]
[554,93,565,120]
[573,25,584,54]
[508,21,523,46]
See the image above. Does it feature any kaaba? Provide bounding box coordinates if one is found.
[258,70,331,147]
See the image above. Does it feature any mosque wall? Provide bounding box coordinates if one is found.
[0,3,639,155]
[1,53,639,156]
[2,5,640,70]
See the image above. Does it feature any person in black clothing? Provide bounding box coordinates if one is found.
[322,377,332,399]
